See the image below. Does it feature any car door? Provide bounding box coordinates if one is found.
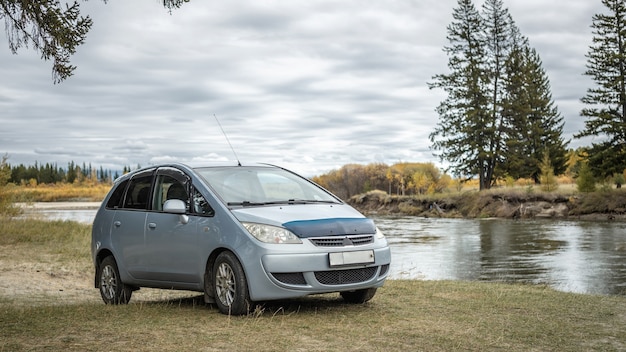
[143,167,200,284]
[110,168,155,280]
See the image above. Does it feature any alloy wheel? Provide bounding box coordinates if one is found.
[100,265,117,301]
[215,262,236,307]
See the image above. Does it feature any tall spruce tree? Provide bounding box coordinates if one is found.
[502,44,568,182]
[479,0,519,189]
[431,0,567,189]
[429,0,491,187]
[577,0,626,178]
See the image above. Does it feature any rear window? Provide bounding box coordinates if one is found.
[123,175,152,210]
[105,169,155,210]
[106,179,128,209]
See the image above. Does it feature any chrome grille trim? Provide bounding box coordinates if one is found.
[309,234,374,247]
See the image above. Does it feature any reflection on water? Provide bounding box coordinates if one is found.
[376,216,626,295]
[23,208,626,295]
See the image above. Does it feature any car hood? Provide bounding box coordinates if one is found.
[230,203,376,238]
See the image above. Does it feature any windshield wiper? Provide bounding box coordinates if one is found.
[266,199,339,205]
[227,201,267,206]
[228,199,339,207]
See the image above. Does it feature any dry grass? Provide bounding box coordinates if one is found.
[1,281,625,351]
[1,218,625,351]
[0,217,91,264]
[6,182,111,202]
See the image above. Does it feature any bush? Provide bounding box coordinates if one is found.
[539,152,558,192]
[613,173,625,188]
[0,155,20,216]
[576,162,596,193]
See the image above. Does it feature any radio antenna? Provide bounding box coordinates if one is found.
[214,114,241,166]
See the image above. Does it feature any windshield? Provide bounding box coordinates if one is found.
[194,166,340,206]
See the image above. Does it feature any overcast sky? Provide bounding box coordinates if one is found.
[0,0,606,177]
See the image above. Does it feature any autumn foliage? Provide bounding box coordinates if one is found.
[312,162,451,200]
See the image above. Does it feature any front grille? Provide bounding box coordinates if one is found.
[309,235,374,247]
[314,267,378,285]
[271,272,307,285]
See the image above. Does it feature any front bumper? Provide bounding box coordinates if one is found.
[246,246,392,301]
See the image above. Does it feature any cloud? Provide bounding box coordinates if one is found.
[0,0,606,176]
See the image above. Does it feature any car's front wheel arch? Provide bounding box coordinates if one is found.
[211,250,253,315]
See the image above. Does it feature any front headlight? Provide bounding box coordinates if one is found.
[375,227,385,239]
[242,222,302,244]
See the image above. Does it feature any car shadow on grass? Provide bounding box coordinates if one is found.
[135,293,365,316]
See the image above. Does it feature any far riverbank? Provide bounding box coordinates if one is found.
[347,189,626,221]
[15,187,626,222]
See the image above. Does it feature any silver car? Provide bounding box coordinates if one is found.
[91,162,391,315]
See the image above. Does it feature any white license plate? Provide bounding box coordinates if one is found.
[329,250,375,267]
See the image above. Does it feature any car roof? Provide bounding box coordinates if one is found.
[113,161,282,183]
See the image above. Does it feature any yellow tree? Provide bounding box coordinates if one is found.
[0,154,19,216]
[539,151,558,192]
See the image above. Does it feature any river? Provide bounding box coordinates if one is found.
[26,206,626,296]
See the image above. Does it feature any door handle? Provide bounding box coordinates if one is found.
[114,221,121,227]
[148,222,157,230]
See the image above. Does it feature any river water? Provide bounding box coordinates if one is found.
[29,208,626,296]
[378,216,626,296]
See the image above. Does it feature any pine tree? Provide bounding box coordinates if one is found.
[1,0,190,83]
[67,161,77,183]
[577,0,626,178]
[429,0,491,188]
[431,0,567,190]
[539,151,558,192]
[477,0,518,189]
[576,161,597,193]
[502,45,568,182]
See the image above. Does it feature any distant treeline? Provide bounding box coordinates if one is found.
[311,155,626,200]
[7,161,137,185]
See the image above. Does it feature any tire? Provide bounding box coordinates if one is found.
[98,256,132,305]
[340,288,377,304]
[213,251,252,315]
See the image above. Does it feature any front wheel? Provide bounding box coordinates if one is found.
[213,251,252,315]
[98,256,132,304]
[340,288,377,304]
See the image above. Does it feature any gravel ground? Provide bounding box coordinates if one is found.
[2,202,200,305]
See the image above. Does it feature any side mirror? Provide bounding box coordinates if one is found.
[163,199,189,224]
[164,199,186,214]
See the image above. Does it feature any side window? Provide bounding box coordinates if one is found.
[153,175,189,212]
[106,179,129,209]
[123,174,153,210]
[192,187,214,216]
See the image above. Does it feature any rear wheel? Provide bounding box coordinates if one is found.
[213,251,252,315]
[340,288,377,304]
[98,256,132,304]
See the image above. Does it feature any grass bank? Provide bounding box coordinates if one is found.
[349,188,626,220]
[1,218,625,351]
